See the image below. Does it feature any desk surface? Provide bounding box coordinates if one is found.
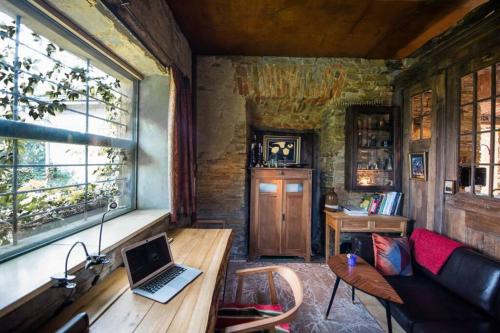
[42,228,232,333]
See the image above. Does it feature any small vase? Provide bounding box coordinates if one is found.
[325,187,339,211]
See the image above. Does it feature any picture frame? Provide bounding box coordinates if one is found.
[408,152,427,181]
[263,135,301,165]
[444,180,456,194]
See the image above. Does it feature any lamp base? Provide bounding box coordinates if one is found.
[87,254,110,268]
[51,273,76,289]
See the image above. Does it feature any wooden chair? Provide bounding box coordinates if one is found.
[218,266,303,333]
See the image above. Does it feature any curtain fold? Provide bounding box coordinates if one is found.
[171,66,196,223]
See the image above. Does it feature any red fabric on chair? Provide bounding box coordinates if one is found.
[216,304,290,333]
[410,228,464,275]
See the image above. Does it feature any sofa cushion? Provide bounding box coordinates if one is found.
[417,248,500,320]
[372,233,413,276]
[412,320,500,333]
[385,274,490,332]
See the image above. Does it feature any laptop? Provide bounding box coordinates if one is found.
[121,232,202,303]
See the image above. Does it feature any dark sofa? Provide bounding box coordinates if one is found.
[352,236,500,333]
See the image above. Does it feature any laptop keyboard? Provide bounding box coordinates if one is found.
[139,266,187,294]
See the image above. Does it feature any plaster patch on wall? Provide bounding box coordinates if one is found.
[44,0,169,77]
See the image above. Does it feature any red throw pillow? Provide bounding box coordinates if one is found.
[372,233,413,276]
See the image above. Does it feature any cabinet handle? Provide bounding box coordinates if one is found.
[282,213,285,222]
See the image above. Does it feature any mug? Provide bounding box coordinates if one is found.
[347,253,357,266]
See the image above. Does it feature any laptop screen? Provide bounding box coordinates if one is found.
[125,235,172,285]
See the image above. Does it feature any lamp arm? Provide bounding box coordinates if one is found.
[64,241,90,279]
[98,210,110,256]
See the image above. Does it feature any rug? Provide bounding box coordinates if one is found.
[222,261,384,333]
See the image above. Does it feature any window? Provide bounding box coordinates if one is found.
[458,63,499,198]
[410,90,432,140]
[0,4,137,261]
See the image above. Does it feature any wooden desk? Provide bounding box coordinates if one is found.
[325,211,407,262]
[42,228,232,333]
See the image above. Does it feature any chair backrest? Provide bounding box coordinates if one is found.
[225,265,303,333]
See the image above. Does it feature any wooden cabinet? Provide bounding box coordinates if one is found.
[250,168,311,261]
[345,105,401,192]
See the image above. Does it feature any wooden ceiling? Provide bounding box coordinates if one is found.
[166,0,486,59]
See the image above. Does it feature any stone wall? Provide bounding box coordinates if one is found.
[196,56,400,257]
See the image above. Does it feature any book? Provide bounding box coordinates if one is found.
[343,205,368,216]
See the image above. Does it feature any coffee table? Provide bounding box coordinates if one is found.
[325,254,403,333]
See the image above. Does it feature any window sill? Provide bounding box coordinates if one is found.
[0,209,169,318]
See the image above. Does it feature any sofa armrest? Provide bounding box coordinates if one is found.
[352,235,374,266]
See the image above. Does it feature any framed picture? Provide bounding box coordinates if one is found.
[444,180,456,194]
[263,135,301,165]
[408,152,427,181]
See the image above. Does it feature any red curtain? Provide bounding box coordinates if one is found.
[171,66,196,223]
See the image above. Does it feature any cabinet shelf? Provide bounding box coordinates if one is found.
[346,105,401,192]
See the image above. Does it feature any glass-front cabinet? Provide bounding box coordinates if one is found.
[345,105,401,192]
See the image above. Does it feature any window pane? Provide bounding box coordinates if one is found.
[411,117,421,140]
[477,100,491,132]
[495,131,500,164]
[259,183,277,193]
[0,168,12,194]
[495,99,500,130]
[460,104,473,134]
[422,90,432,115]
[461,73,473,105]
[16,184,86,221]
[286,183,303,193]
[20,106,87,133]
[88,164,128,183]
[0,139,14,195]
[474,165,490,196]
[458,166,472,193]
[18,140,85,165]
[17,166,85,191]
[411,94,422,118]
[0,11,16,121]
[477,67,492,100]
[0,5,137,261]
[494,165,500,198]
[496,64,500,96]
[422,115,431,139]
[476,132,491,164]
[88,146,130,164]
[459,135,473,164]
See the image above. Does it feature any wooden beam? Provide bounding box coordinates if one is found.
[395,0,487,58]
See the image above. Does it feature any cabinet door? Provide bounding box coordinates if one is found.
[281,179,309,255]
[255,179,282,255]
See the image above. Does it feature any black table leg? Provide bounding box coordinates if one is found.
[325,277,340,319]
[385,300,392,333]
[351,286,355,303]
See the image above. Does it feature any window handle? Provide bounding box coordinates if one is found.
[282,213,285,222]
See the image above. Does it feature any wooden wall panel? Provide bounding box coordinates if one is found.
[394,2,500,259]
